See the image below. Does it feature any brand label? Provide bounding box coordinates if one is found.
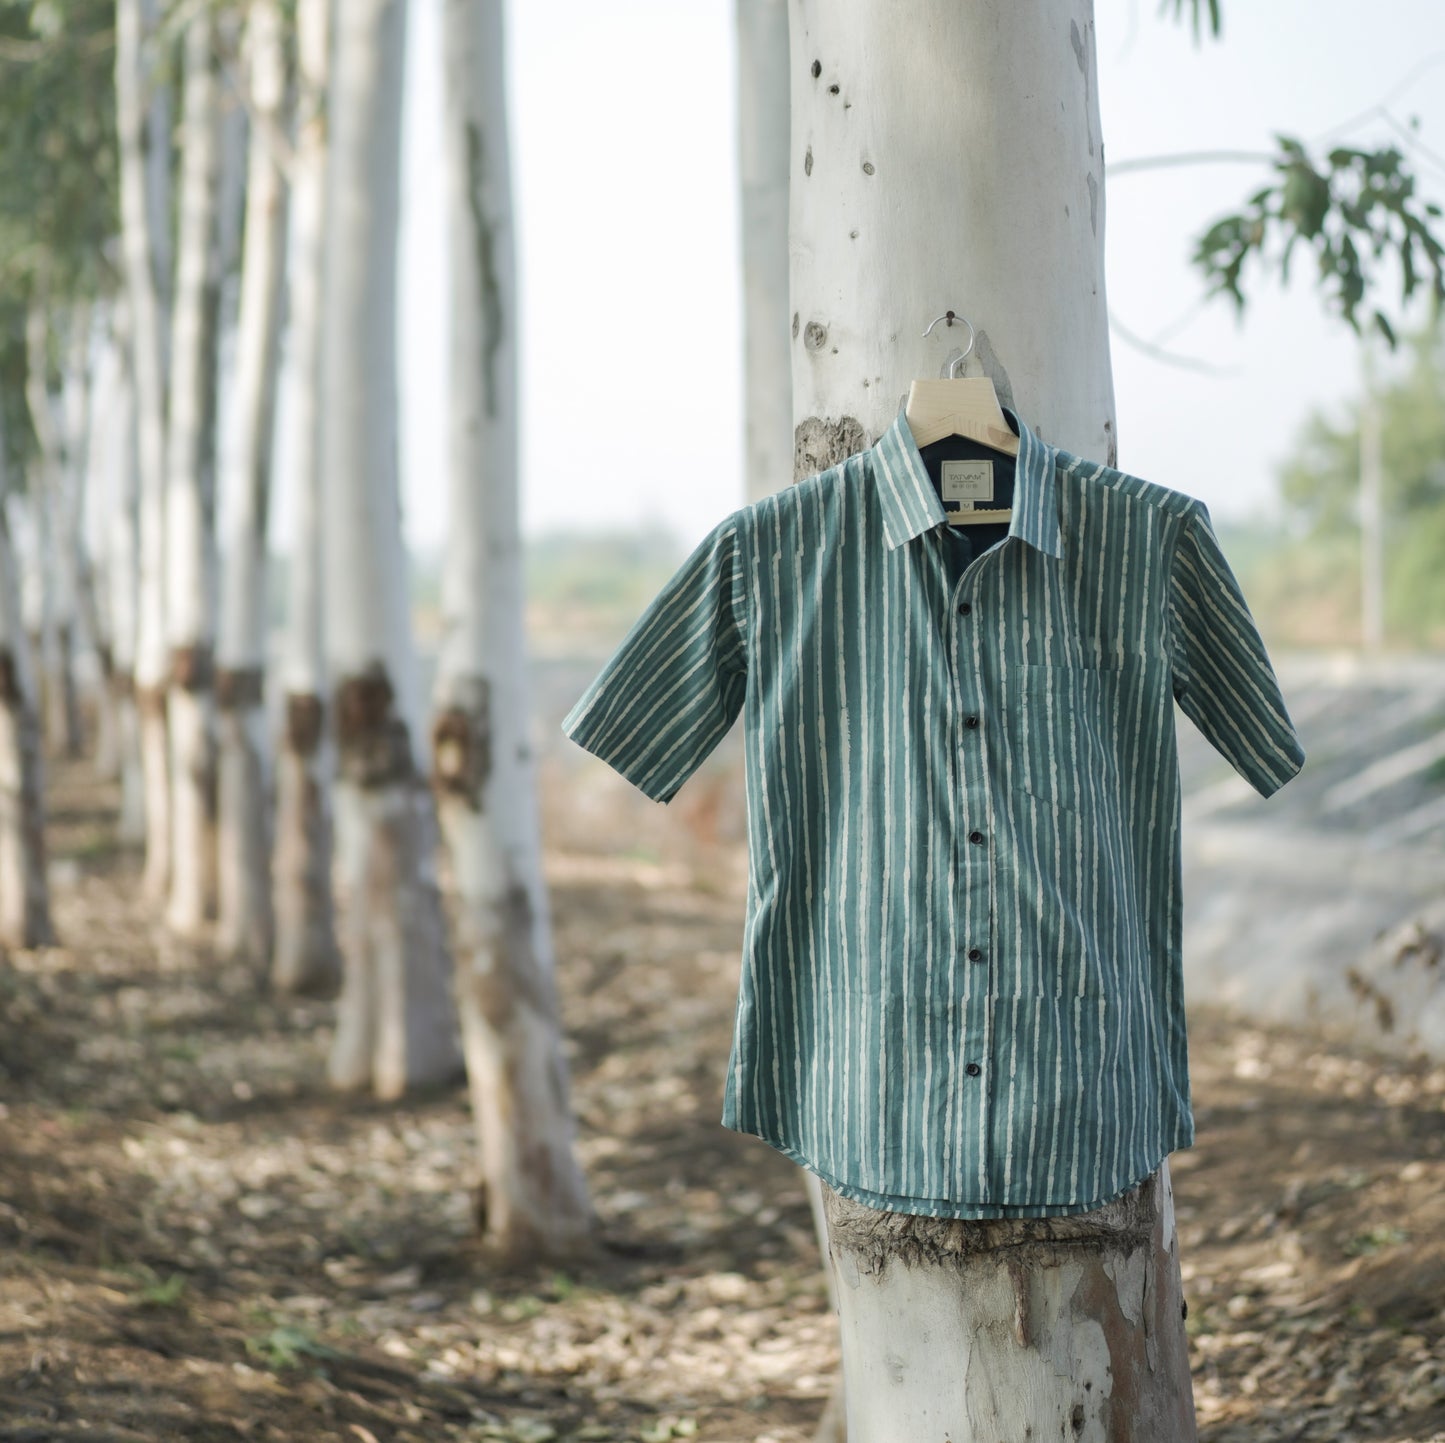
[942,459,994,507]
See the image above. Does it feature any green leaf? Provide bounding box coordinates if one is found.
[1281,162,1330,239]
[244,1325,342,1371]
[137,1272,188,1308]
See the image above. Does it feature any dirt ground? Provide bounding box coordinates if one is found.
[2,759,1443,1443]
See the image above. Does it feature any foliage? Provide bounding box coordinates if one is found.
[0,0,118,300]
[1235,317,1445,647]
[129,1265,189,1308]
[244,1322,341,1370]
[1194,135,1445,349]
[1159,0,1222,42]
[1277,321,1445,534]
[0,296,31,488]
[0,1,117,491]
[1152,0,1445,349]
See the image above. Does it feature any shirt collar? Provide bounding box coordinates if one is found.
[870,399,1062,558]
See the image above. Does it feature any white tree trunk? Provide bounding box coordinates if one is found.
[789,0,1115,470]
[0,426,54,948]
[323,0,460,1098]
[81,318,124,782]
[824,1168,1196,1440]
[116,0,174,902]
[164,11,225,939]
[55,306,93,761]
[788,1,1192,1434]
[737,0,793,505]
[271,0,339,998]
[433,0,592,1258]
[22,301,72,761]
[216,0,289,964]
[107,317,146,842]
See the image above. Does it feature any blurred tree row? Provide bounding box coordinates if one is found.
[1233,315,1445,649]
[0,0,591,1263]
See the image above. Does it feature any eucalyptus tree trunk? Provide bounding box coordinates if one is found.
[323,0,459,1098]
[216,0,289,964]
[116,0,174,901]
[65,305,118,773]
[21,301,71,759]
[788,2,1194,1436]
[0,428,54,948]
[107,319,146,842]
[271,0,339,997]
[433,0,592,1257]
[164,12,224,939]
[737,0,793,505]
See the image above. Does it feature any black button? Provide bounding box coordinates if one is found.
[967,947,984,963]
[965,1062,982,1077]
[964,714,980,729]
[957,601,973,616]
[968,830,985,846]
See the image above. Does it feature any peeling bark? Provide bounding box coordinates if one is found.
[431,677,492,806]
[793,414,868,479]
[329,673,459,1099]
[272,691,339,996]
[334,667,413,788]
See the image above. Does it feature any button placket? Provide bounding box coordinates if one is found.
[948,562,996,1176]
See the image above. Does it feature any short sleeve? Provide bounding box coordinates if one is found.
[1166,503,1305,798]
[561,510,750,804]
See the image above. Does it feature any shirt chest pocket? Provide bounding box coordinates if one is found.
[1003,662,1117,817]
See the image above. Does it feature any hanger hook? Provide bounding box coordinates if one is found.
[922,310,976,378]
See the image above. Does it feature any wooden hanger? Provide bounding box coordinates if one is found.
[906,311,1017,526]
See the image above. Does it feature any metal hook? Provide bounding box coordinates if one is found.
[922,310,976,378]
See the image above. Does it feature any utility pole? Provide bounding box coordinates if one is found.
[1359,339,1385,652]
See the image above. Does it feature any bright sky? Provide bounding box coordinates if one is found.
[390,0,1445,555]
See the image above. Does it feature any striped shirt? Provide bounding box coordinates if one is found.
[561,401,1305,1218]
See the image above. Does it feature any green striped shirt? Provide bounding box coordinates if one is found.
[561,402,1305,1219]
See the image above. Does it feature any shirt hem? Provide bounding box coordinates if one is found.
[736,1127,1191,1220]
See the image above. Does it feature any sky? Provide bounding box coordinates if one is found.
[382,0,1445,557]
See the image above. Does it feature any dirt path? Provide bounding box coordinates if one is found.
[1,761,1442,1442]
